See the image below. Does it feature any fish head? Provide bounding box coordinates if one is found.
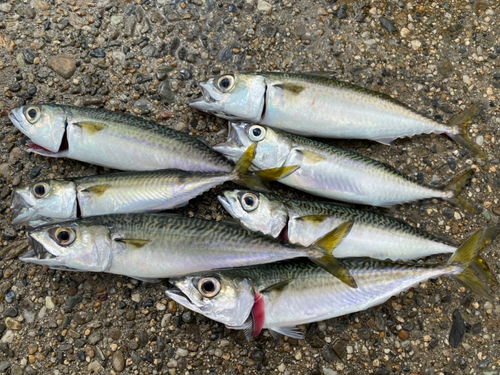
[214,122,292,169]
[10,180,77,227]
[8,105,67,153]
[218,190,288,239]
[21,222,113,272]
[189,74,266,122]
[166,272,254,327]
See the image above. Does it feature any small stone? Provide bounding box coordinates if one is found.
[437,61,453,76]
[411,40,422,50]
[4,292,15,303]
[0,4,12,12]
[257,0,271,11]
[23,50,36,65]
[112,51,126,66]
[25,7,36,19]
[88,331,103,345]
[65,294,82,310]
[88,360,101,372]
[380,17,396,33]
[45,297,55,309]
[4,308,17,318]
[463,75,471,85]
[449,309,465,348]
[476,135,484,146]
[111,15,124,26]
[30,166,42,179]
[492,206,500,216]
[5,318,20,331]
[77,351,85,361]
[398,329,409,340]
[113,350,125,372]
[109,328,121,341]
[400,27,410,38]
[47,55,77,79]
[0,362,11,372]
[90,49,106,58]
[176,348,188,357]
[322,346,336,362]
[158,80,175,103]
[337,5,348,19]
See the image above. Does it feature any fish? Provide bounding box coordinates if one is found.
[218,190,474,261]
[214,122,480,213]
[20,214,357,287]
[167,227,498,339]
[10,144,297,227]
[8,104,233,172]
[190,72,485,159]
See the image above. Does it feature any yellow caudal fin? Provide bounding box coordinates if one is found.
[447,103,487,160]
[447,228,498,300]
[232,144,299,191]
[308,221,357,289]
[442,169,482,214]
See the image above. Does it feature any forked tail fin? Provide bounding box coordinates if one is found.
[231,143,299,191]
[308,221,357,289]
[447,103,487,160]
[447,227,499,300]
[442,169,482,214]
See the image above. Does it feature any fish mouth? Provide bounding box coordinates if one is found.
[217,194,238,218]
[22,235,56,261]
[10,190,30,226]
[8,109,26,133]
[165,288,204,313]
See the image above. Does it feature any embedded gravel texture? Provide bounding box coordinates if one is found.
[0,0,500,374]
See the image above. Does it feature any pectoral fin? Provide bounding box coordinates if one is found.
[296,215,330,226]
[260,279,293,294]
[298,150,326,164]
[269,326,304,340]
[273,83,306,95]
[114,238,150,249]
[81,185,111,197]
[74,122,107,135]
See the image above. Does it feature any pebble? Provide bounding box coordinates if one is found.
[4,308,17,318]
[176,348,188,357]
[449,309,465,348]
[45,297,55,309]
[411,40,422,50]
[158,80,175,103]
[380,18,396,33]
[77,350,85,361]
[437,61,453,76]
[257,0,271,12]
[88,331,103,345]
[400,27,410,38]
[476,135,484,146]
[0,4,12,13]
[88,360,101,372]
[47,55,77,79]
[5,318,21,331]
[337,5,348,19]
[322,346,336,363]
[113,350,125,372]
[65,294,82,310]
[4,292,15,303]
[111,16,124,26]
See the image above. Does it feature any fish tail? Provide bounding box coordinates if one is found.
[231,143,299,191]
[446,103,487,160]
[447,227,499,300]
[442,169,482,214]
[308,221,357,289]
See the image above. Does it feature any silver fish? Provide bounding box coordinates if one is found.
[214,123,480,212]
[10,144,295,227]
[190,72,485,159]
[167,228,497,339]
[20,214,356,286]
[8,104,233,172]
[219,190,462,261]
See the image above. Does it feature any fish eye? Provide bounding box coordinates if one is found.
[198,277,221,298]
[216,75,235,92]
[25,106,41,124]
[55,228,76,246]
[32,183,49,198]
[241,193,259,212]
[248,125,266,142]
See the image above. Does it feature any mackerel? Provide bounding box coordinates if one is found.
[8,104,232,172]
[219,190,461,261]
[167,228,498,338]
[214,123,480,212]
[20,214,356,286]
[190,72,485,159]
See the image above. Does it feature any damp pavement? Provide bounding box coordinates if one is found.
[0,1,499,374]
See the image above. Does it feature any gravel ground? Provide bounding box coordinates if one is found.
[0,0,499,374]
